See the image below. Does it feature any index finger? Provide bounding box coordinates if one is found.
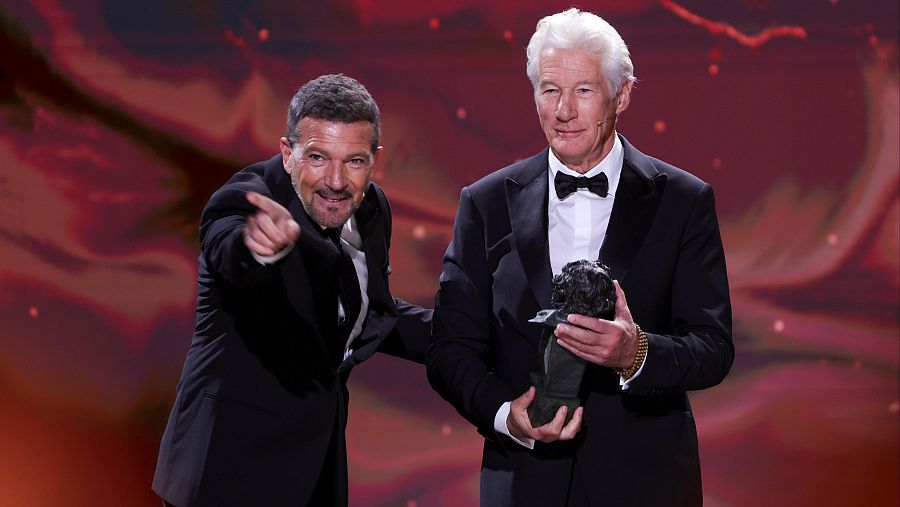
[563,313,613,333]
[246,191,286,216]
[537,405,568,437]
[558,407,583,440]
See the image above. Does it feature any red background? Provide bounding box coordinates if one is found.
[1,1,897,505]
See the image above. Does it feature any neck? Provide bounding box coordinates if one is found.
[559,135,616,174]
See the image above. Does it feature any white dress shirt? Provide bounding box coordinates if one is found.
[547,135,623,276]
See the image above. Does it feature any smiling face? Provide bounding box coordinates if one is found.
[535,48,631,174]
[281,117,380,229]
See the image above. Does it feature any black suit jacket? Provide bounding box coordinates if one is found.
[427,136,734,506]
[153,155,431,507]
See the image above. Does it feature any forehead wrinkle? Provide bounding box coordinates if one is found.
[541,65,601,81]
[296,121,374,159]
[301,139,372,160]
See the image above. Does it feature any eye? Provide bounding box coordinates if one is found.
[576,87,595,96]
[304,153,328,167]
[541,87,560,96]
[347,157,368,168]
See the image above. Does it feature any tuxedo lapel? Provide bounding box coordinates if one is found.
[356,185,393,310]
[507,150,553,309]
[262,156,341,361]
[599,136,667,282]
[335,184,400,371]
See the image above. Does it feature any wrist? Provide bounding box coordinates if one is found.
[615,324,648,380]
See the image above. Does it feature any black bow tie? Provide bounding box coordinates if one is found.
[324,226,343,246]
[554,171,609,199]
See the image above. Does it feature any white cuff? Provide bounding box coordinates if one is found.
[250,242,295,265]
[494,402,535,449]
[619,352,647,391]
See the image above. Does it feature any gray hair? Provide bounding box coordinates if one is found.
[526,8,636,97]
[285,74,381,152]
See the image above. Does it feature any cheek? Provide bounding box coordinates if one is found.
[349,170,372,198]
[594,101,613,121]
[536,112,555,139]
[294,169,320,197]
[537,103,554,122]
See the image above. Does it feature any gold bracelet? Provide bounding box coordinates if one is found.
[615,324,648,380]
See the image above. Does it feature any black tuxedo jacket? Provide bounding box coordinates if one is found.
[427,136,734,506]
[153,155,431,507]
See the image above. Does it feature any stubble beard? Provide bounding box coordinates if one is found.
[291,170,357,229]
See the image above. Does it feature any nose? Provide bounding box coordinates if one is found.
[324,160,348,190]
[555,91,576,122]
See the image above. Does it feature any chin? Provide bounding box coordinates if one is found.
[553,143,585,158]
[318,211,351,229]
[300,200,350,229]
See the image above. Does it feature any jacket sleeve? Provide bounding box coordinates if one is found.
[199,175,281,286]
[628,184,735,395]
[367,184,434,363]
[426,187,520,434]
[378,301,433,363]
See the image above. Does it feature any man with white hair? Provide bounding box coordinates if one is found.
[427,8,734,506]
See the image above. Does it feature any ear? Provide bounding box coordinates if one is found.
[370,145,383,176]
[615,81,633,115]
[280,137,292,174]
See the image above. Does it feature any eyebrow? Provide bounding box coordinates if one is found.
[538,78,600,88]
[303,143,372,160]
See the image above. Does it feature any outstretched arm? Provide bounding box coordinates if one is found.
[200,183,299,285]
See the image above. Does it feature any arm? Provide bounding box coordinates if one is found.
[377,300,433,363]
[427,187,519,433]
[556,184,734,394]
[631,184,733,393]
[427,188,582,445]
[200,180,299,285]
[362,184,433,363]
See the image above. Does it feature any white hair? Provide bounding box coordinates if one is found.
[526,8,636,96]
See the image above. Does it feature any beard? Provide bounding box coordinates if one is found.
[292,171,359,229]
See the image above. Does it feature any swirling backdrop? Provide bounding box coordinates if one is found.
[1,1,897,505]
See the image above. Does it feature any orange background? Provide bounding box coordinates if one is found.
[1,1,897,505]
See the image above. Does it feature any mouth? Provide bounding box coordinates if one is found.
[300,187,358,228]
[555,128,584,138]
[315,190,352,204]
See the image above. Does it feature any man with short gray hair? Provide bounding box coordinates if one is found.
[427,9,734,506]
[153,74,431,507]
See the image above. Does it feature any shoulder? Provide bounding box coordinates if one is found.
[649,156,709,194]
[367,181,389,205]
[213,157,275,197]
[360,181,390,218]
[355,181,393,238]
[466,149,548,200]
[201,156,279,222]
[623,137,710,197]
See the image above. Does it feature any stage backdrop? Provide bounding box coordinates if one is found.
[1,1,897,505]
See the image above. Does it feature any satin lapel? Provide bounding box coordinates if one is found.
[263,156,337,358]
[599,137,667,282]
[507,150,552,309]
[357,185,393,310]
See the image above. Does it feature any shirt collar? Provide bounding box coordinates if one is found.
[547,133,623,198]
[318,215,363,251]
[343,215,363,250]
